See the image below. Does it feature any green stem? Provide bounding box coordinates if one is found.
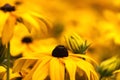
[7,43,10,80]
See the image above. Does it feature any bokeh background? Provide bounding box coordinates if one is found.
[30,0,120,64]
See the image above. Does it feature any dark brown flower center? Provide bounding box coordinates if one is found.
[0,3,15,12]
[21,36,33,44]
[52,45,68,57]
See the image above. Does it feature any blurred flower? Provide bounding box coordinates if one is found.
[98,55,120,79]
[0,0,49,45]
[10,23,58,57]
[13,45,98,80]
[65,32,90,54]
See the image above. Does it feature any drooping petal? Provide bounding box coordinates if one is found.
[13,59,26,77]
[2,15,16,45]
[90,71,98,80]
[13,57,38,72]
[33,56,52,80]
[31,17,50,39]
[63,57,77,80]
[28,11,45,20]
[3,68,21,80]
[23,60,41,80]
[69,53,98,65]
[29,10,52,32]
[21,13,40,32]
[0,11,9,37]
[50,58,65,80]
[21,59,37,70]
[77,59,98,80]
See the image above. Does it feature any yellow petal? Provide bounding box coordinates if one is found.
[0,66,6,73]
[0,12,9,37]
[33,56,51,80]
[77,59,98,80]
[90,72,98,80]
[13,57,38,72]
[2,15,16,45]
[3,68,21,80]
[64,57,77,80]
[23,60,41,80]
[113,69,120,74]
[21,13,40,32]
[70,53,98,65]
[13,58,27,72]
[50,58,64,80]
[28,11,51,31]
[28,11,45,19]
[21,59,37,70]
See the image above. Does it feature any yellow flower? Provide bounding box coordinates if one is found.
[10,23,57,57]
[13,45,98,80]
[0,0,49,45]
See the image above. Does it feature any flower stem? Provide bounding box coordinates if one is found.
[7,43,10,80]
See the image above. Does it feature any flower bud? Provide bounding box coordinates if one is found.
[65,33,90,54]
[98,55,120,78]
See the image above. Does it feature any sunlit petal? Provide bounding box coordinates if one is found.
[77,59,98,80]
[33,56,52,80]
[13,57,38,72]
[64,57,77,80]
[23,60,41,80]
[50,58,64,80]
[0,12,9,37]
[2,16,16,45]
[21,13,40,32]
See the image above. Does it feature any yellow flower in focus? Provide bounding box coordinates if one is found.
[0,0,49,45]
[13,45,98,80]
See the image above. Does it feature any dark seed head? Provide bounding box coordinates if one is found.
[21,36,33,44]
[52,45,68,58]
[0,3,15,12]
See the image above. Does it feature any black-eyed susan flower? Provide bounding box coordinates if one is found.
[10,23,57,57]
[0,0,50,45]
[13,45,98,80]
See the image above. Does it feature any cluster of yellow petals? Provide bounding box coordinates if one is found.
[1,0,120,80]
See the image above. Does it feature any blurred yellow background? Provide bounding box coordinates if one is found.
[30,0,120,64]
